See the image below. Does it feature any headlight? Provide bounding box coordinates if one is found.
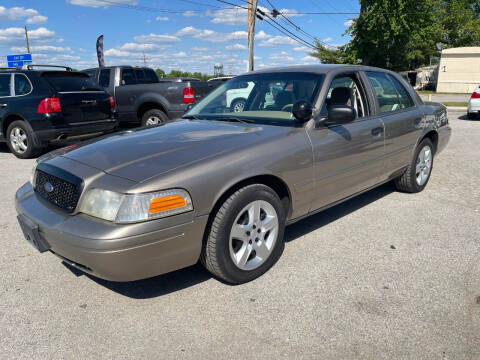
[79,188,193,223]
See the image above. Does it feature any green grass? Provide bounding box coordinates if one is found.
[417,90,470,95]
[441,102,468,107]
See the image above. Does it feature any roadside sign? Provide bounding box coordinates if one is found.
[6,54,33,68]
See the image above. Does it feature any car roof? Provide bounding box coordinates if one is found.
[208,76,233,81]
[240,64,393,76]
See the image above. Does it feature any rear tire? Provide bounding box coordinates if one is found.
[467,112,477,119]
[201,184,286,284]
[141,109,168,127]
[6,120,42,159]
[395,138,434,193]
[230,98,246,113]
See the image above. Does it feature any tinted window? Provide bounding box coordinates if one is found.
[388,74,415,109]
[83,70,96,79]
[14,74,32,95]
[0,74,11,97]
[144,68,158,83]
[366,72,403,113]
[42,72,101,92]
[121,69,136,85]
[99,69,110,88]
[134,69,145,84]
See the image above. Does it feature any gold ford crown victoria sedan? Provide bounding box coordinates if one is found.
[15,65,451,284]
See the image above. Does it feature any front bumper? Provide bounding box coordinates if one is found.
[15,182,208,282]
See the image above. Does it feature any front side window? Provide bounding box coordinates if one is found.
[186,72,324,126]
[121,69,136,85]
[367,72,405,113]
[0,74,11,97]
[99,69,110,88]
[14,74,32,95]
[323,74,369,118]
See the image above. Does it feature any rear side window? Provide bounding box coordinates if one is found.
[121,69,136,85]
[14,74,32,95]
[387,75,415,109]
[42,72,101,92]
[99,69,110,88]
[144,68,158,83]
[0,74,11,96]
[366,72,403,113]
[134,69,145,84]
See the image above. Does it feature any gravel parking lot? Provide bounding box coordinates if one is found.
[1,111,479,359]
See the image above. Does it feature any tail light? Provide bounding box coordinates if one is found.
[37,98,62,114]
[471,91,480,99]
[183,87,194,103]
[108,96,115,110]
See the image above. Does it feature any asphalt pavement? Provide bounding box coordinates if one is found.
[1,111,479,359]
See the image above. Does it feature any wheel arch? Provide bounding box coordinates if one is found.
[2,113,27,140]
[419,130,439,153]
[136,100,168,121]
[209,174,292,223]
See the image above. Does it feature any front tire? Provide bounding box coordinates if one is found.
[141,109,168,127]
[395,138,434,193]
[6,120,41,159]
[201,184,286,284]
[467,112,477,120]
[230,98,246,113]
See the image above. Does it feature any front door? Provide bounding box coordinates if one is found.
[307,71,385,211]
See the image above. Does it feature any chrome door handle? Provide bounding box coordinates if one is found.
[371,127,383,137]
[0,103,7,108]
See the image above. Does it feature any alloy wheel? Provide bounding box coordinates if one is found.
[9,127,28,154]
[229,200,279,271]
[415,145,432,186]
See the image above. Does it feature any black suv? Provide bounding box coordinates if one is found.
[0,66,117,158]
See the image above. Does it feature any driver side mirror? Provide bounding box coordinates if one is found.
[326,105,356,125]
[292,100,313,123]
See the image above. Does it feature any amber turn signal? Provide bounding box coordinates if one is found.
[149,195,187,214]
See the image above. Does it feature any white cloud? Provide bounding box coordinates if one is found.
[117,42,170,52]
[259,35,297,47]
[183,11,197,17]
[156,16,169,21]
[302,55,317,62]
[256,30,271,40]
[323,37,333,42]
[0,27,56,45]
[269,51,294,61]
[176,26,248,43]
[191,47,209,52]
[0,6,48,24]
[10,45,72,54]
[134,33,180,44]
[279,9,304,17]
[226,43,247,51]
[293,46,309,52]
[66,0,138,7]
[344,19,354,26]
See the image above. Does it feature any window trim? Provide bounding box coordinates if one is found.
[13,73,33,97]
[386,73,415,110]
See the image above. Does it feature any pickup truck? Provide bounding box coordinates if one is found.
[83,66,210,126]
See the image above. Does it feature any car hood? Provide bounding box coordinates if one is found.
[60,119,288,183]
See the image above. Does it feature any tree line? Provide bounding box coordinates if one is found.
[154,69,222,81]
[310,0,480,71]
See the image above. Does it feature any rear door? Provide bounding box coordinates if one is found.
[365,71,422,177]
[114,68,137,117]
[42,71,112,124]
[0,74,12,133]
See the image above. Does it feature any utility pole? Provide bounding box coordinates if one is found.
[142,51,147,67]
[24,25,30,53]
[247,0,258,72]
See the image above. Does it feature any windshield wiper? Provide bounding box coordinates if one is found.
[212,117,255,124]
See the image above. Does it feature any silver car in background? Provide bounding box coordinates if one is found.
[15,65,451,284]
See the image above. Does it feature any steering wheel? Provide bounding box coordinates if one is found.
[281,104,293,112]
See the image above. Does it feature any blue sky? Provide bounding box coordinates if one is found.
[0,0,359,74]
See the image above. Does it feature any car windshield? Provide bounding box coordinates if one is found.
[185,72,324,126]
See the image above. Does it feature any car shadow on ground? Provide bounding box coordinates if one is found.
[63,182,395,299]
[457,114,479,121]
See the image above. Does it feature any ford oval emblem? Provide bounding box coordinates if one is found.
[44,182,54,193]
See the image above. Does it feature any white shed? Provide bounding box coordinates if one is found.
[436,47,480,93]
